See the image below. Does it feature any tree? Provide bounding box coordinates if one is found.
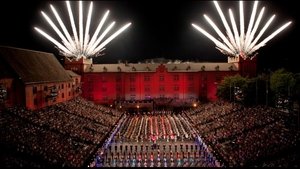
[270,68,296,109]
[217,75,248,103]
[292,73,300,110]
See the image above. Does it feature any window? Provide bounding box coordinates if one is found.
[33,86,37,94]
[188,84,194,92]
[69,92,71,96]
[159,75,164,81]
[101,76,107,82]
[216,74,222,82]
[103,96,108,101]
[130,86,135,92]
[116,75,121,82]
[173,74,179,81]
[88,85,93,92]
[34,98,37,106]
[116,86,121,92]
[44,86,48,91]
[129,75,135,82]
[88,95,93,100]
[71,67,78,71]
[144,75,150,81]
[61,84,64,89]
[159,86,164,92]
[62,93,64,98]
[145,86,150,92]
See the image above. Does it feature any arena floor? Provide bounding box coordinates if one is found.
[93,113,219,167]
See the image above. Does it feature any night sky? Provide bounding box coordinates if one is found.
[0,0,299,73]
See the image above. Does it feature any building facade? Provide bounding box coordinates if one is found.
[0,46,81,110]
[0,46,257,110]
[65,56,256,105]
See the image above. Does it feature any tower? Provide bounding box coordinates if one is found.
[228,55,257,77]
[64,58,93,75]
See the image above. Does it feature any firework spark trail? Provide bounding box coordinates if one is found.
[50,4,76,52]
[66,1,79,50]
[35,1,131,60]
[244,1,259,52]
[91,22,132,56]
[86,10,110,54]
[192,1,291,60]
[249,21,292,54]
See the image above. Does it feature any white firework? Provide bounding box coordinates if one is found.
[34,1,132,60]
[191,1,292,60]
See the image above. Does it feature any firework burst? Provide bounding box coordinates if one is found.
[35,1,131,60]
[192,1,292,60]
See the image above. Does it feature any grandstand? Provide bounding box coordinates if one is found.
[1,97,299,167]
[0,46,299,167]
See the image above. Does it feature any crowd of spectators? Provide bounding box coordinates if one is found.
[2,97,299,167]
[0,97,124,167]
[184,100,300,167]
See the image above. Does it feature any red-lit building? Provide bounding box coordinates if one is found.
[0,46,257,110]
[0,46,81,110]
[65,56,257,106]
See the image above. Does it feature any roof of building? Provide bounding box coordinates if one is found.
[84,62,238,73]
[0,46,72,84]
[66,70,80,77]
